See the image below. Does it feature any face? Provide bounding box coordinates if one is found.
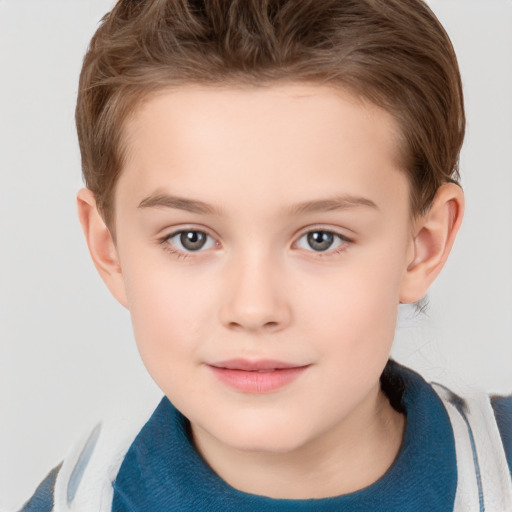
[112,84,414,455]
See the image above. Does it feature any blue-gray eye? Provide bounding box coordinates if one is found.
[168,230,215,252]
[296,230,345,252]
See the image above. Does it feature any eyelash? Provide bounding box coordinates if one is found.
[158,228,353,260]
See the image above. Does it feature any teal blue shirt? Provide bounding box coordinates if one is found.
[21,361,512,512]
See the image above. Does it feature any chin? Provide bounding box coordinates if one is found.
[213,422,310,455]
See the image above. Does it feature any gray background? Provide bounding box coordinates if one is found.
[1,0,511,509]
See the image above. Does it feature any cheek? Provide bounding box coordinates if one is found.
[297,259,403,413]
[300,249,405,355]
[120,258,210,379]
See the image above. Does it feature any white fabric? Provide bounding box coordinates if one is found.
[433,385,512,512]
[52,398,160,512]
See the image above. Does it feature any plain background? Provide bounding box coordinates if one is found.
[1,0,511,509]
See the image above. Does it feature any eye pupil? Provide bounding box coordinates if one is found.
[307,231,334,251]
[180,231,206,251]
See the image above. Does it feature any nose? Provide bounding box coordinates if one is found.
[218,250,292,333]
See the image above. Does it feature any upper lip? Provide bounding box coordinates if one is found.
[208,359,308,371]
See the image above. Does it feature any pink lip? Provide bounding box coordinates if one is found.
[208,359,309,393]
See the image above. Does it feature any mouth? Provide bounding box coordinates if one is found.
[207,359,310,393]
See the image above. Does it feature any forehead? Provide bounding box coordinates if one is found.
[124,83,402,157]
[117,83,409,218]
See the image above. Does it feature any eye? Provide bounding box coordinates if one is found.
[166,230,216,252]
[295,230,348,253]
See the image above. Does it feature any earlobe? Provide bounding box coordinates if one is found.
[400,183,464,304]
[76,188,128,308]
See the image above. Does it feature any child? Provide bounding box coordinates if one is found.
[20,0,512,511]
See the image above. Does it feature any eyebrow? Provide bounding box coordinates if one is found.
[287,195,379,215]
[137,193,378,216]
[138,193,223,215]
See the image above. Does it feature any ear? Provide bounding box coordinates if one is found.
[76,188,128,308]
[400,183,464,304]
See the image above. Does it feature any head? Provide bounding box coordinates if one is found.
[76,0,464,470]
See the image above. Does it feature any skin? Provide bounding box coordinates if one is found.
[77,84,464,499]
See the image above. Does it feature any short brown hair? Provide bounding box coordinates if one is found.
[76,0,465,229]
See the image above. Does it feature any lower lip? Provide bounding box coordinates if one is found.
[208,366,308,393]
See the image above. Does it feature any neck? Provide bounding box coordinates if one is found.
[191,386,405,499]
